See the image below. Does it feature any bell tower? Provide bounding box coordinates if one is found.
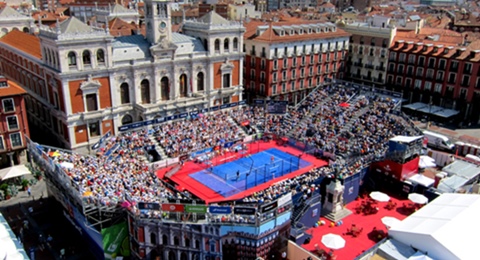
[144,0,172,45]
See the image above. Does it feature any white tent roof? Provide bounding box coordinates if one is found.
[389,136,423,143]
[389,193,480,260]
[0,165,31,181]
[408,174,435,187]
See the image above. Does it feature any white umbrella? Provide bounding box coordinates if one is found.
[0,165,31,181]
[321,233,346,250]
[419,155,436,168]
[370,191,390,202]
[408,193,429,205]
[381,216,401,229]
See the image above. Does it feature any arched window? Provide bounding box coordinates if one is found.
[173,236,179,246]
[158,77,168,101]
[23,27,29,33]
[121,115,133,125]
[224,38,229,52]
[179,74,188,97]
[196,72,204,91]
[214,39,220,52]
[68,52,76,66]
[233,38,238,51]
[140,79,150,104]
[180,252,187,260]
[168,251,176,260]
[185,238,190,247]
[195,239,200,249]
[203,39,208,51]
[162,235,168,245]
[150,233,157,245]
[97,49,105,63]
[120,83,130,104]
[82,50,91,65]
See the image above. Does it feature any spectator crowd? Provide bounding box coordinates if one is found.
[40,82,421,217]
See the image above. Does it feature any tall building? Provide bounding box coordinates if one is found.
[0,0,245,153]
[340,17,397,87]
[243,19,350,103]
[386,29,480,123]
[0,76,29,168]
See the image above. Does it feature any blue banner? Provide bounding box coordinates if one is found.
[191,147,213,158]
[254,99,265,105]
[211,106,220,111]
[220,104,229,109]
[209,206,232,214]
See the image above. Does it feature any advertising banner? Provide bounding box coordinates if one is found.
[233,207,256,215]
[161,203,185,212]
[259,201,278,213]
[267,101,288,114]
[185,205,207,213]
[277,192,292,207]
[102,222,130,260]
[137,202,160,210]
[209,206,232,214]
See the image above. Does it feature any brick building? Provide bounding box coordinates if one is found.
[0,0,245,153]
[0,76,29,168]
[243,19,350,103]
[386,29,480,123]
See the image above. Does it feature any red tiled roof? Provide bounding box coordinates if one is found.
[0,30,41,59]
[244,20,350,43]
[0,78,27,97]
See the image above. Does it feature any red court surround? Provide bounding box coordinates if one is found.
[155,140,328,204]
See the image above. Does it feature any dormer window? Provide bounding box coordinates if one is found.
[290,30,294,35]
[423,46,427,52]
[299,29,303,35]
[444,49,449,54]
[308,28,312,33]
[316,28,320,33]
[433,47,438,52]
[280,31,284,36]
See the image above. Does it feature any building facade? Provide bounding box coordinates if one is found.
[341,20,397,87]
[0,0,245,153]
[386,32,480,123]
[0,6,34,37]
[0,76,29,168]
[244,20,350,103]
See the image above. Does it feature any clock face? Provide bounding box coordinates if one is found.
[160,22,167,29]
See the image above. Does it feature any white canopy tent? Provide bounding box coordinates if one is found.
[407,174,435,188]
[0,165,31,181]
[389,193,480,260]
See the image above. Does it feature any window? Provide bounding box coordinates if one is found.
[223,73,231,88]
[197,72,204,91]
[424,81,432,91]
[408,55,415,64]
[428,58,435,68]
[462,75,470,86]
[418,56,425,67]
[2,98,14,112]
[120,83,130,104]
[282,83,286,93]
[233,38,238,50]
[97,49,105,63]
[85,94,98,111]
[214,39,220,52]
[414,79,422,89]
[439,59,446,70]
[6,116,19,130]
[89,122,100,137]
[290,81,295,91]
[68,52,76,66]
[224,38,229,52]
[82,50,91,65]
[10,133,22,147]
[399,53,406,62]
[0,136,4,151]
[464,63,473,74]
[435,83,442,93]
[141,79,151,103]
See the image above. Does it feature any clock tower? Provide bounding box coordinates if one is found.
[144,0,172,45]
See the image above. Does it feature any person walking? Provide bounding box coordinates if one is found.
[27,187,31,197]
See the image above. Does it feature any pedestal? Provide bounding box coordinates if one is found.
[322,180,352,222]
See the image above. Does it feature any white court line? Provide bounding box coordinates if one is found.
[203,169,241,192]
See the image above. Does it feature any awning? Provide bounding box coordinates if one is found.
[416,105,443,114]
[433,109,460,118]
[403,102,428,111]
[0,165,32,181]
[408,174,435,187]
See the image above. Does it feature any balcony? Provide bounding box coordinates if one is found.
[300,62,306,67]
[464,69,472,75]
[272,66,278,71]
[282,66,288,70]
[260,78,266,83]
[354,62,363,67]
[364,64,374,69]
[250,50,256,56]
[272,78,277,83]
[375,66,386,70]
[299,74,305,78]
[261,52,266,58]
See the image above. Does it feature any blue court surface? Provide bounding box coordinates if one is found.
[189,148,311,197]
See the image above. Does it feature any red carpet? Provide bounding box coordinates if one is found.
[302,195,413,260]
[155,140,328,204]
